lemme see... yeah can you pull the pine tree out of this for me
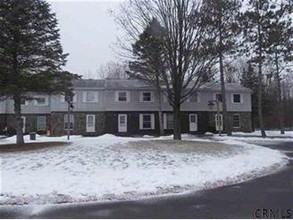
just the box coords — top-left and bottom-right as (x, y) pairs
(201, 0), (242, 136)
(266, 0), (293, 134)
(242, 0), (277, 138)
(128, 18), (167, 136)
(0, 0), (79, 144)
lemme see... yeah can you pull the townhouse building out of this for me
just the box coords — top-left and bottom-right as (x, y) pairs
(0, 79), (252, 136)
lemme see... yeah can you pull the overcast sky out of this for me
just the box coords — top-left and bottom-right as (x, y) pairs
(49, 0), (124, 78)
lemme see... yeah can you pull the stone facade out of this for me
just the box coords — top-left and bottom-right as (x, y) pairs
(1, 114), (50, 135)
(51, 112), (105, 136)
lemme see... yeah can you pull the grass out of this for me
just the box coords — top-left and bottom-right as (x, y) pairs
(120, 140), (240, 156)
(0, 142), (69, 153)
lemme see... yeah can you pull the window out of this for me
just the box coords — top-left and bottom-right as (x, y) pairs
(164, 113), (174, 129)
(232, 94), (242, 103)
(83, 91), (98, 102)
(21, 99), (28, 106)
(189, 92), (199, 102)
(61, 92), (77, 103)
(139, 114), (155, 130)
(115, 91), (130, 102)
(215, 94), (223, 102)
(34, 96), (48, 106)
(233, 115), (241, 128)
(140, 91), (153, 102)
(64, 114), (74, 130)
(37, 116), (47, 131)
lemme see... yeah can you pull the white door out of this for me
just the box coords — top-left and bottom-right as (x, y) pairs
(21, 116), (26, 133)
(86, 115), (96, 133)
(118, 114), (127, 133)
(215, 114), (223, 131)
(189, 114), (198, 132)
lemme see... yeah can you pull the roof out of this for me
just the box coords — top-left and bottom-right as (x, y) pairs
(73, 79), (251, 93)
(73, 79), (106, 88)
(198, 82), (252, 93)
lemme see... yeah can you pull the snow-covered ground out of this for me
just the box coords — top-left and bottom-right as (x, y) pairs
(233, 130), (293, 138)
(0, 134), (289, 206)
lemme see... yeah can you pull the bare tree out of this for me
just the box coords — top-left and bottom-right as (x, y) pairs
(115, 0), (217, 140)
(97, 61), (129, 79)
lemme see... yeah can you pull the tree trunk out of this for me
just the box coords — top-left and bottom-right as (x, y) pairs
(275, 52), (285, 135)
(13, 94), (24, 145)
(173, 105), (181, 140)
(257, 7), (266, 138)
(218, 8), (232, 136)
(157, 89), (165, 136)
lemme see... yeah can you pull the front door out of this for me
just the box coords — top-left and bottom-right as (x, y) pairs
(118, 114), (127, 133)
(21, 116), (26, 133)
(189, 114), (198, 132)
(86, 115), (96, 133)
(215, 114), (223, 131)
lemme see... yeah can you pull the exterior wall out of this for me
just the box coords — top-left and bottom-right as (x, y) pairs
(104, 111), (210, 136)
(103, 89), (252, 113)
(0, 114), (6, 135)
(3, 114), (50, 135)
(208, 112), (252, 133)
(105, 111), (160, 136)
(50, 89), (106, 112)
(50, 112), (105, 136)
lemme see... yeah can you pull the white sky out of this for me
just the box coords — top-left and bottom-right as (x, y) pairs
(49, 0), (125, 78)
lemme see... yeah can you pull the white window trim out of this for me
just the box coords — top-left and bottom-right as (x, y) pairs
(214, 93), (223, 102)
(163, 113), (174, 130)
(37, 116), (47, 131)
(139, 114), (155, 130)
(21, 100), (29, 106)
(188, 92), (201, 103)
(60, 92), (77, 103)
(139, 91), (154, 102)
(64, 114), (74, 130)
(231, 93), (243, 104)
(34, 96), (49, 106)
(232, 114), (241, 128)
(115, 91), (130, 102)
(83, 91), (99, 103)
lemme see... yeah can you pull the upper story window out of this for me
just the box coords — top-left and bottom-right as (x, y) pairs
(189, 92), (200, 102)
(232, 94), (242, 103)
(140, 91), (154, 102)
(61, 92), (77, 103)
(34, 96), (48, 106)
(115, 91), (130, 102)
(83, 91), (99, 103)
(215, 94), (223, 102)
(21, 99), (28, 106)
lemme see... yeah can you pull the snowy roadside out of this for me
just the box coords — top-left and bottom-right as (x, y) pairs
(0, 134), (289, 206)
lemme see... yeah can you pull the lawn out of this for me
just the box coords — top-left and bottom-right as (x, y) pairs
(0, 134), (289, 206)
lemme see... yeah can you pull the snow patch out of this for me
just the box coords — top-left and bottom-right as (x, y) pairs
(0, 135), (289, 205)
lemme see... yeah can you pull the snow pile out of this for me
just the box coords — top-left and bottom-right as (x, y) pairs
(0, 135), (289, 205)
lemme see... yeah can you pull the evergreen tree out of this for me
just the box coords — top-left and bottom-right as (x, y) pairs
(266, 0), (293, 134)
(242, 0), (277, 137)
(201, 0), (242, 136)
(128, 18), (167, 135)
(0, 0), (79, 144)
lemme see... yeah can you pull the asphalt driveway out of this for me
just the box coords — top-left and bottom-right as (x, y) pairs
(1, 141), (292, 219)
